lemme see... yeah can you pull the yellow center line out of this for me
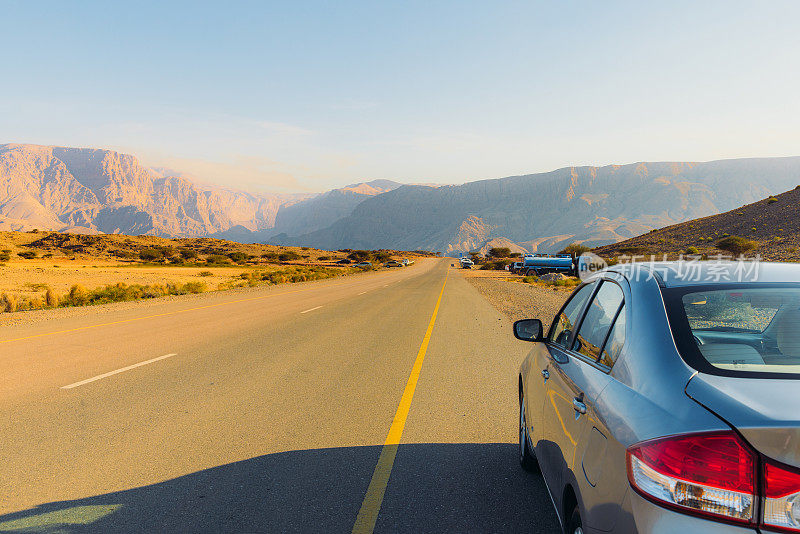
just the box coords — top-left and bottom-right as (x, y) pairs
(352, 268), (449, 534)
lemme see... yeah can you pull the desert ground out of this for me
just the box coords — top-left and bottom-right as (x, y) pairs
(458, 268), (572, 325)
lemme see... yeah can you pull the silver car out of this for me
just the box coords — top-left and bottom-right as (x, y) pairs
(514, 261), (800, 533)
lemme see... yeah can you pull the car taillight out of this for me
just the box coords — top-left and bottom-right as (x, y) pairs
(627, 431), (756, 524)
(763, 460), (800, 532)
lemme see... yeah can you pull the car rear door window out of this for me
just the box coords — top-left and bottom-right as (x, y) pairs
(599, 304), (626, 368)
(549, 282), (596, 348)
(573, 282), (624, 361)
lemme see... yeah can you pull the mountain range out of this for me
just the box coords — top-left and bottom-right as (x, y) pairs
(3, 143), (800, 254)
(278, 158), (800, 253)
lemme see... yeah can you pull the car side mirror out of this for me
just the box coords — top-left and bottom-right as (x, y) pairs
(514, 319), (544, 342)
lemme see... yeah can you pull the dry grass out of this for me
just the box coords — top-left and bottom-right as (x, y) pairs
(0, 230), (423, 314)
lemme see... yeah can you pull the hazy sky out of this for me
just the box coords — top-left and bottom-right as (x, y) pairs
(2, 1), (799, 193)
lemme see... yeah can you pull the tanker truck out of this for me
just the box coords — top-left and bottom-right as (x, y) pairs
(521, 253), (576, 276)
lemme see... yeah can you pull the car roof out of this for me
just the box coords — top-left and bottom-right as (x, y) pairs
(604, 260), (800, 287)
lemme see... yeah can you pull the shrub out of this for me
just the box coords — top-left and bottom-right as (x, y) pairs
(685, 246), (699, 255)
(318, 256), (331, 261)
(716, 236), (756, 255)
(227, 252), (249, 264)
(182, 282), (206, 294)
(68, 284), (90, 305)
(0, 252), (10, 262)
(113, 250), (136, 259)
(2, 293), (17, 312)
(178, 247), (198, 260)
(139, 248), (164, 262)
(198, 270), (213, 277)
(206, 254), (230, 265)
(373, 251), (391, 263)
(768, 196), (779, 204)
(45, 289), (59, 307)
(488, 247), (512, 258)
(17, 251), (37, 259)
(481, 259), (513, 270)
(347, 250), (371, 262)
(278, 251), (301, 262)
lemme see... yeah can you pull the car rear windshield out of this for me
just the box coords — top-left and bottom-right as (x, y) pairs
(664, 285), (800, 378)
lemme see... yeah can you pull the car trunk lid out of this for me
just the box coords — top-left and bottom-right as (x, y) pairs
(685, 373), (800, 468)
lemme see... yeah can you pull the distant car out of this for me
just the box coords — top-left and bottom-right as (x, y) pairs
(384, 260), (403, 267)
(400, 258), (410, 266)
(515, 261), (800, 533)
(353, 262), (372, 269)
(460, 258), (474, 269)
(336, 259), (352, 264)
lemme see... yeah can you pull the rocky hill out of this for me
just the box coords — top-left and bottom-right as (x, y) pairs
(5, 144), (800, 256)
(0, 144), (303, 236)
(285, 158), (800, 254)
(593, 186), (800, 261)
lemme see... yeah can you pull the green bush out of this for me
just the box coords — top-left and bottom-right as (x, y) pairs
(206, 254), (230, 265)
(227, 252), (249, 264)
(559, 243), (590, 258)
(768, 196), (779, 204)
(17, 251), (37, 259)
(278, 251), (301, 262)
(685, 246), (699, 255)
(347, 250), (371, 262)
(716, 235), (756, 255)
(60, 281), (206, 308)
(488, 247), (512, 258)
(198, 270), (213, 277)
(139, 248), (164, 261)
(178, 247), (198, 260)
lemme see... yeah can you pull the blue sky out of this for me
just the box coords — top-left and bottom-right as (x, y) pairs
(2, 1), (799, 192)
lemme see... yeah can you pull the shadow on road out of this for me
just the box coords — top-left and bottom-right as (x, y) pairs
(0, 443), (560, 533)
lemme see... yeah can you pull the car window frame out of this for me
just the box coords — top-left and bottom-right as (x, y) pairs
(569, 280), (625, 363)
(596, 301), (626, 370)
(546, 278), (627, 374)
(547, 280), (599, 347)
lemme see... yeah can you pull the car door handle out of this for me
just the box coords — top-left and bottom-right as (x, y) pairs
(541, 369), (550, 380)
(572, 398), (587, 415)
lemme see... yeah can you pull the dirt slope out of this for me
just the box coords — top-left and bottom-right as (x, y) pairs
(593, 186), (800, 261)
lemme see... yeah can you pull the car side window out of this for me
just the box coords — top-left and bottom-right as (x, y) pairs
(549, 282), (596, 348)
(599, 304), (626, 368)
(573, 281), (624, 362)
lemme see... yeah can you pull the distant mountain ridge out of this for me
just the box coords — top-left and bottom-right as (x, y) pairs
(0, 144), (304, 236)
(284, 158), (800, 253)
(4, 144), (800, 254)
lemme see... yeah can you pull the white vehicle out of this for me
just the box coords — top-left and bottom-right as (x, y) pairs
(459, 257), (475, 269)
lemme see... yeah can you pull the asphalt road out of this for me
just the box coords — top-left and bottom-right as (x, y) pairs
(0, 259), (561, 533)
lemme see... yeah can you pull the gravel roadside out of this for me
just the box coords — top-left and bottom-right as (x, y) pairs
(463, 273), (571, 326)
